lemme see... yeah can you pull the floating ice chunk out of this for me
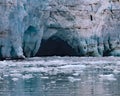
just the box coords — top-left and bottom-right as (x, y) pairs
(113, 69), (120, 74)
(12, 78), (19, 81)
(45, 60), (68, 66)
(99, 74), (116, 81)
(10, 73), (22, 78)
(68, 76), (81, 82)
(22, 74), (33, 79)
(23, 67), (45, 73)
(83, 0), (99, 4)
(59, 65), (86, 71)
(47, 68), (59, 75)
(41, 76), (49, 79)
(72, 73), (80, 76)
(50, 81), (56, 84)
(68, 77), (75, 82)
(59, 65), (86, 70)
(0, 76), (3, 80)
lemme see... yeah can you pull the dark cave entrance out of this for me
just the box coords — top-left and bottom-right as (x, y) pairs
(36, 36), (77, 56)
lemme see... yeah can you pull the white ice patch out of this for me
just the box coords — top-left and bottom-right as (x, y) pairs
(45, 59), (68, 66)
(68, 76), (81, 82)
(58, 65), (86, 74)
(10, 73), (22, 78)
(41, 76), (49, 79)
(23, 67), (46, 73)
(113, 69), (120, 74)
(99, 74), (116, 81)
(12, 78), (19, 81)
(0, 57), (120, 79)
(22, 74), (33, 79)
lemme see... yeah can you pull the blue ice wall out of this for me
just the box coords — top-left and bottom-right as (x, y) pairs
(0, 0), (120, 59)
(0, 0), (48, 59)
(41, 0), (120, 57)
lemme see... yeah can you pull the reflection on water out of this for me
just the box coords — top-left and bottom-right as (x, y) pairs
(0, 57), (120, 96)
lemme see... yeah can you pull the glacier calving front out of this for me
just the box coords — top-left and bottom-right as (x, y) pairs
(0, 0), (120, 58)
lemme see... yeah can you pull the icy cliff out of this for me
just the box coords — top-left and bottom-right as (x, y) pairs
(0, 0), (48, 59)
(0, 0), (120, 59)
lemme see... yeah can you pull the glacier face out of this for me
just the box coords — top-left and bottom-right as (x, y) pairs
(0, 0), (120, 59)
(0, 0), (48, 59)
(41, 0), (120, 57)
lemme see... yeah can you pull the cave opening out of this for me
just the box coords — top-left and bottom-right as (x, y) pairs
(36, 36), (77, 56)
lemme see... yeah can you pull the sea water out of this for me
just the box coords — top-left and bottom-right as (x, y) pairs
(0, 57), (120, 96)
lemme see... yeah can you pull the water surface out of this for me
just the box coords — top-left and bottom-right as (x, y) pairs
(0, 57), (120, 96)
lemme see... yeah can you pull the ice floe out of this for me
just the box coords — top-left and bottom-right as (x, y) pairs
(0, 57), (120, 81)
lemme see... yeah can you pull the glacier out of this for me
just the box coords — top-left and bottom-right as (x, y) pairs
(0, 0), (48, 59)
(0, 0), (120, 59)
